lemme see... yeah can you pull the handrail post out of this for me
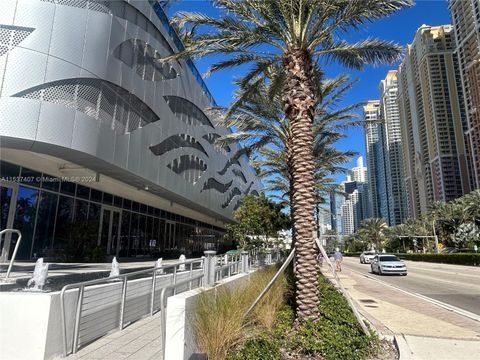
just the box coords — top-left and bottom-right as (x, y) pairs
(203, 250), (216, 287)
(60, 288), (69, 357)
(150, 270), (157, 316)
(160, 287), (168, 360)
(72, 285), (85, 354)
(266, 249), (272, 265)
(1, 229), (22, 279)
(188, 262), (193, 290)
(119, 277), (128, 329)
(241, 251), (249, 273)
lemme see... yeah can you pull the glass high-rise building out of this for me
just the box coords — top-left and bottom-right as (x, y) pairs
(0, 0), (261, 260)
(363, 101), (389, 221)
(379, 70), (407, 226)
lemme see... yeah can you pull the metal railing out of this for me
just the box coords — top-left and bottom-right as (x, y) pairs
(215, 253), (242, 281)
(60, 257), (204, 356)
(0, 229), (22, 280)
(59, 248), (282, 357)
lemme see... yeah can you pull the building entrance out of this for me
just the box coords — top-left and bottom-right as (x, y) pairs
(99, 207), (122, 257)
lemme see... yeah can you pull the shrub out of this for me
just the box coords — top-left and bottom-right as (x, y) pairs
(226, 336), (281, 360)
(195, 286), (251, 360)
(250, 268), (288, 330)
(289, 275), (377, 360)
(195, 266), (286, 360)
(86, 246), (107, 263)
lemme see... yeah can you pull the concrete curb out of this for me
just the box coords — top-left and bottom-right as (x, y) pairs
(394, 334), (414, 360)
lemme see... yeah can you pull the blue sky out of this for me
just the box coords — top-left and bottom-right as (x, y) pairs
(167, 0), (452, 182)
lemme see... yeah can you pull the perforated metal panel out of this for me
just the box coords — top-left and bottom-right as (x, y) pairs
(164, 96), (214, 127)
(0, 0), (262, 222)
(114, 39), (177, 81)
(0, 25), (34, 57)
(202, 178), (233, 193)
(232, 169), (247, 183)
(13, 78), (159, 133)
(222, 187), (242, 208)
(218, 157), (242, 176)
(41, 0), (111, 14)
(167, 154), (207, 184)
(149, 134), (208, 157)
(202, 132), (231, 153)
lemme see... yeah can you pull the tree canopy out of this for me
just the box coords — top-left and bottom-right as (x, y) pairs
(225, 195), (291, 249)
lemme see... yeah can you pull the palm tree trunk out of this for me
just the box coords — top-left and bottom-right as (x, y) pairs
(283, 48), (319, 321)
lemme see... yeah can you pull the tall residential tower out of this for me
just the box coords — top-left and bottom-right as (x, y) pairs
(398, 25), (470, 217)
(379, 70), (407, 225)
(449, 0), (480, 190)
(364, 101), (389, 220)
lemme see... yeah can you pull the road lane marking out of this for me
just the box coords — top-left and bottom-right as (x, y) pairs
(346, 267), (480, 323)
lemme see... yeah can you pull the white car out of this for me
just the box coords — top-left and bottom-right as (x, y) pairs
(370, 255), (407, 276)
(360, 251), (376, 264)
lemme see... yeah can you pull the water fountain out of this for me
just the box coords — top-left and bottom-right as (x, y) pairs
(109, 257), (120, 278)
(156, 258), (164, 274)
(26, 258), (49, 291)
(178, 254), (186, 271)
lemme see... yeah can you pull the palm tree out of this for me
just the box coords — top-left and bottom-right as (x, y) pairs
(215, 73), (358, 231)
(359, 218), (388, 251)
(166, 0), (413, 320)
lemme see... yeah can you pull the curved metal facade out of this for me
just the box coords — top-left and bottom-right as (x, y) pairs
(0, 0), (261, 222)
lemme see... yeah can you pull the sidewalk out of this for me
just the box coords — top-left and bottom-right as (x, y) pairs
(323, 267), (480, 359)
(56, 312), (163, 360)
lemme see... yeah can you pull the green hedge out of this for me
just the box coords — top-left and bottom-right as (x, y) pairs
(228, 275), (377, 360)
(396, 253), (480, 266)
(344, 252), (479, 266)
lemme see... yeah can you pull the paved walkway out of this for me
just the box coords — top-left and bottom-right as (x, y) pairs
(323, 265), (480, 359)
(58, 313), (163, 360)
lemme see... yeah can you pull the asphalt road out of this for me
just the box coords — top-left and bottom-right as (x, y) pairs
(342, 256), (480, 316)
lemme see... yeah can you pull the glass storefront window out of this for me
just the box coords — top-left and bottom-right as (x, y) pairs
(19, 167), (41, 188)
(41, 173), (60, 192)
(32, 191), (58, 258)
(74, 199), (89, 221)
(158, 219), (165, 251)
(132, 201), (140, 212)
(138, 215), (146, 254)
(90, 189), (102, 203)
(123, 199), (132, 210)
(60, 181), (76, 196)
(103, 192), (113, 205)
(0, 161), (20, 179)
(54, 195), (74, 252)
(120, 211), (131, 257)
(1, 160), (228, 260)
(113, 196), (122, 208)
(0, 186), (13, 230)
(13, 186), (39, 259)
(76, 185), (90, 200)
(88, 202), (101, 249)
(130, 213), (139, 255)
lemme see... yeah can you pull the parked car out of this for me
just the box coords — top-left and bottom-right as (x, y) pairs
(360, 251), (376, 264)
(371, 254), (407, 276)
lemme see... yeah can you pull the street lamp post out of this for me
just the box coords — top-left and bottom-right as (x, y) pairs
(432, 219), (439, 253)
